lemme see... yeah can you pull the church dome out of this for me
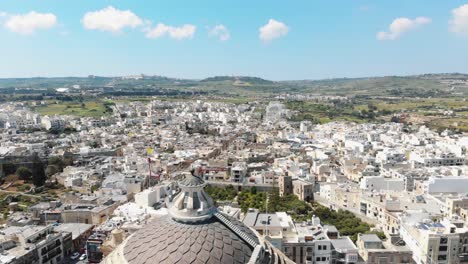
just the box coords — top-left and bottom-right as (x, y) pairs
(105, 172), (294, 264)
(123, 214), (258, 263)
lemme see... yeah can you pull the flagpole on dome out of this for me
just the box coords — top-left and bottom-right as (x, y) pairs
(146, 147), (153, 189)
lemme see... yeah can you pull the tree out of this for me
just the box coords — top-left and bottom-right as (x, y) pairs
(31, 154), (46, 187)
(16, 167), (32, 181)
(368, 104), (377, 111)
(48, 156), (64, 171)
(390, 116), (400, 123)
(250, 186), (257, 195)
(45, 165), (59, 178)
(2, 163), (17, 176)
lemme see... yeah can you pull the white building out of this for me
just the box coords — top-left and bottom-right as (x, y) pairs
(424, 176), (468, 194)
(360, 176), (405, 192)
(400, 214), (463, 264)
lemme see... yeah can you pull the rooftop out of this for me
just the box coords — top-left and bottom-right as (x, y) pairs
(53, 223), (93, 240)
(331, 237), (358, 252)
(359, 234), (381, 243)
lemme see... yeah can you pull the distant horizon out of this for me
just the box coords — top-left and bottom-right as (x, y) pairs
(0, 72), (466, 82)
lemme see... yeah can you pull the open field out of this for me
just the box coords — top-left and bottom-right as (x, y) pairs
(372, 98), (468, 112)
(427, 117), (468, 132)
(34, 101), (111, 117)
(286, 101), (377, 124)
(285, 97), (468, 132)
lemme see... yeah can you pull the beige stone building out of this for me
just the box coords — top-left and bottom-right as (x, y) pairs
(357, 234), (414, 264)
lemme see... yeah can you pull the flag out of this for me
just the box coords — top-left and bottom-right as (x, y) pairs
(147, 147), (153, 155)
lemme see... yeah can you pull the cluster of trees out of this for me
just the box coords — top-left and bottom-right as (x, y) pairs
(205, 184), (238, 201)
(4, 155), (72, 188)
(287, 100), (400, 124)
(267, 191), (311, 216)
(206, 186), (312, 220)
(311, 203), (385, 242)
(14, 154), (46, 186)
(206, 186), (386, 242)
(46, 156), (72, 178)
(237, 188), (268, 213)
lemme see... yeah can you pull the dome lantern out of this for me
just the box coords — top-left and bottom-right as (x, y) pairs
(168, 171), (216, 223)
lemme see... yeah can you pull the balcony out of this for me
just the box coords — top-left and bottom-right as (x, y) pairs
(41, 239), (62, 256)
(42, 248), (62, 263)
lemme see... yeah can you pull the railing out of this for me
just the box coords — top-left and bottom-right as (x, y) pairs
(214, 212), (258, 248)
(41, 240), (61, 256)
(42, 248), (62, 263)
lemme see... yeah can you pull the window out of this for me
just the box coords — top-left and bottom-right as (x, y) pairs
(439, 246), (448, 251)
(183, 192), (190, 208)
(318, 245), (322, 250)
(440, 237), (448, 244)
(321, 257), (326, 261)
(323, 245), (327, 250)
(378, 256), (388, 264)
(192, 192), (200, 209)
(437, 255), (447, 261)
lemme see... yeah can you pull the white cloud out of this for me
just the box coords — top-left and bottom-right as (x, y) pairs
(209, 24), (230, 41)
(450, 4), (468, 35)
(259, 19), (289, 42)
(377, 17), (431, 40)
(82, 6), (142, 33)
(145, 23), (196, 39)
(0, 12), (7, 17)
(4, 11), (57, 35)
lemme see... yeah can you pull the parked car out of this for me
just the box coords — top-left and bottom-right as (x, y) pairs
(79, 254), (87, 261)
(70, 252), (80, 260)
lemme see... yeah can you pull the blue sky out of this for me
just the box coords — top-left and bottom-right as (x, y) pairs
(0, 0), (468, 80)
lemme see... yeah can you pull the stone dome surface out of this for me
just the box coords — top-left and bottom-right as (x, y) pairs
(103, 172), (294, 264)
(123, 214), (259, 264)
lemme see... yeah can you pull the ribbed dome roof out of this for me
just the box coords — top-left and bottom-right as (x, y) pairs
(104, 168), (295, 264)
(123, 214), (259, 264)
